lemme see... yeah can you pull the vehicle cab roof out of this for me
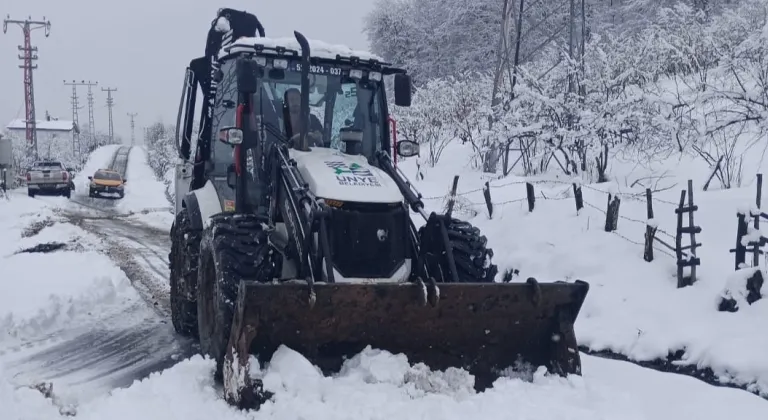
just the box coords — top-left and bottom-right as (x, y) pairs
(219, 35), (407, 75)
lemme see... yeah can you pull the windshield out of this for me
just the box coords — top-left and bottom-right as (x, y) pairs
(95, 171), (121, 181)
(32, 162), (63, 169)
(251, 62), (384, 159)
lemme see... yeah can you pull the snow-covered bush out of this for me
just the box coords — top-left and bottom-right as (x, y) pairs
(370, 0), (768, 185)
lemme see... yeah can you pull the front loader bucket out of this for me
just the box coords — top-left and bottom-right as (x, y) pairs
(223, 279), (589, 409)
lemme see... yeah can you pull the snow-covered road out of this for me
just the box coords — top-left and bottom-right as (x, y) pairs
(1, 145), (193, 407)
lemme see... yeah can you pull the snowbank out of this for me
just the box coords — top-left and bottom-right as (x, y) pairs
(2, 347), (765, 420)
(398, 141), (768, 395)
(1, 362), (64, 420)
(0, 191), (139, 342)
(74, 145), (121, 195)
(0, 193), (60, 255)
(0, 250), (137, 342)
(119, 146), (173, 228)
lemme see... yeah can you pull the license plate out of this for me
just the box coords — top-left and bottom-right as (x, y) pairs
(43, 173), (49, 178)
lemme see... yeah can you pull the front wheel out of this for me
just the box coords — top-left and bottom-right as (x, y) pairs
(196, 213), (278, 379)
(418, 213), (498, 283)
(169, 209), (200, 337)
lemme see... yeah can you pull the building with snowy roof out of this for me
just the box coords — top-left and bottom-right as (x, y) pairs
(4, 114), (80, 168)
(5, 116), (78, 139)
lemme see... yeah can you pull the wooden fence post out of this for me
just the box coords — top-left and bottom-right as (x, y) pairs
(675, 184), (702, 288)
(573, 183), (583, 212)
(753, 173), (762, 267)
(686, 179), (699, 284)
(446, 175), (459, 218)
(643, 188), (657, 262)
(526, 183), (535, 212)
(732, 212), (748, 270)
(604, 194), (620, 232)
(483, 181), (493, 219)
(675, 190), (685, 285)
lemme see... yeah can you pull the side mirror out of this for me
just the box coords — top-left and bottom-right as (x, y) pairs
(396, 140), (420, 157)
(123, 179), (127, 183)
(394, 73), (412, 107)
(236, 58), (259, 94)
(226, 165), (237, 189)
(218, 127), (243, 145)
(87, 176), (93, 180)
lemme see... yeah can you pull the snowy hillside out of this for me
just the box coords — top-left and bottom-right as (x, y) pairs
(398, 141), (768, 396)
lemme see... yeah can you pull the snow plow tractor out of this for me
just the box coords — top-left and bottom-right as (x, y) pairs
(168, 8), (590, 410)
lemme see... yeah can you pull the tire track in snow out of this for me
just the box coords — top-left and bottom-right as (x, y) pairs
(2, 146), (197, 405)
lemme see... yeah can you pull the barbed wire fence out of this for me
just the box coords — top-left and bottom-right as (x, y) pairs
(424, 175), (702, 288)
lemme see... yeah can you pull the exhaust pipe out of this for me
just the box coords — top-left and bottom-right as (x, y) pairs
(293, 31), (311, 152)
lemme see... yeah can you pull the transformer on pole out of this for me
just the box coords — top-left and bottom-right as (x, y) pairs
(3, 15), (52, 160)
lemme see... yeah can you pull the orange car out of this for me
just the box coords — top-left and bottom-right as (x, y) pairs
(88, 169), (126, 198)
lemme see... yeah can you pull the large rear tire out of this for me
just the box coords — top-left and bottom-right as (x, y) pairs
(196, 213), (278, 380)
(169, 209), (200, 337)
(419, 215), (498, 283)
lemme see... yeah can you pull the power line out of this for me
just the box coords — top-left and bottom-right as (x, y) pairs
(3, 15), (52, 160)
(102, 87), (117, 143)
(63, 80), (97, 157)
(127, 112), (138, 146)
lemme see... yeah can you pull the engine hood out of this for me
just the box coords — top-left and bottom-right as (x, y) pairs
(289, 148), (403, 204)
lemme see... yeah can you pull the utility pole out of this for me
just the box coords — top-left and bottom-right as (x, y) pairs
(3, 15), (52, 160)
(63, 80), (83, 156)
(127, 112), (138, 146)
(86, 82), (98, 147)
(102, 87), (117, 143)
(63, 80), (97, 157)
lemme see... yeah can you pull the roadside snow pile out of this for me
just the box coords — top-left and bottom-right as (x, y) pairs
(3, 347), (766, 420)
(0, 193), (61, 256)
(75, 145), (120, 195)
(398, 141), (768, 396)
(120, 146), (173, 229)
(0, 193), (139, 342)
(1, 362), (64, 420)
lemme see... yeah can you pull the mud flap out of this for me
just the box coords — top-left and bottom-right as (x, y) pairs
(223, 279), (589, 409)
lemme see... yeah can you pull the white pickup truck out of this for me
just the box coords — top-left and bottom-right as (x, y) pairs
(26, 160), (71, 198)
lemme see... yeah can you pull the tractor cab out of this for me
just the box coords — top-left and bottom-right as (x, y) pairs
(208, 35), (418, 214)
(213, 36), (414, 160)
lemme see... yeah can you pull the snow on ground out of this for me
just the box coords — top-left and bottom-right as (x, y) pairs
(74, 145), (121, 194)
(120, 146), (174, 230)
(398, 141), (768, 396)
(0, 191), (140, 343)
(3, 346), (767, 420)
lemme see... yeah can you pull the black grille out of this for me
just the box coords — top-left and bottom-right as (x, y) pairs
(328, 204), (409, 279)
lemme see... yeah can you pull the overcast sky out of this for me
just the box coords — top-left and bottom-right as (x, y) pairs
(1, 0), (375, 143)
